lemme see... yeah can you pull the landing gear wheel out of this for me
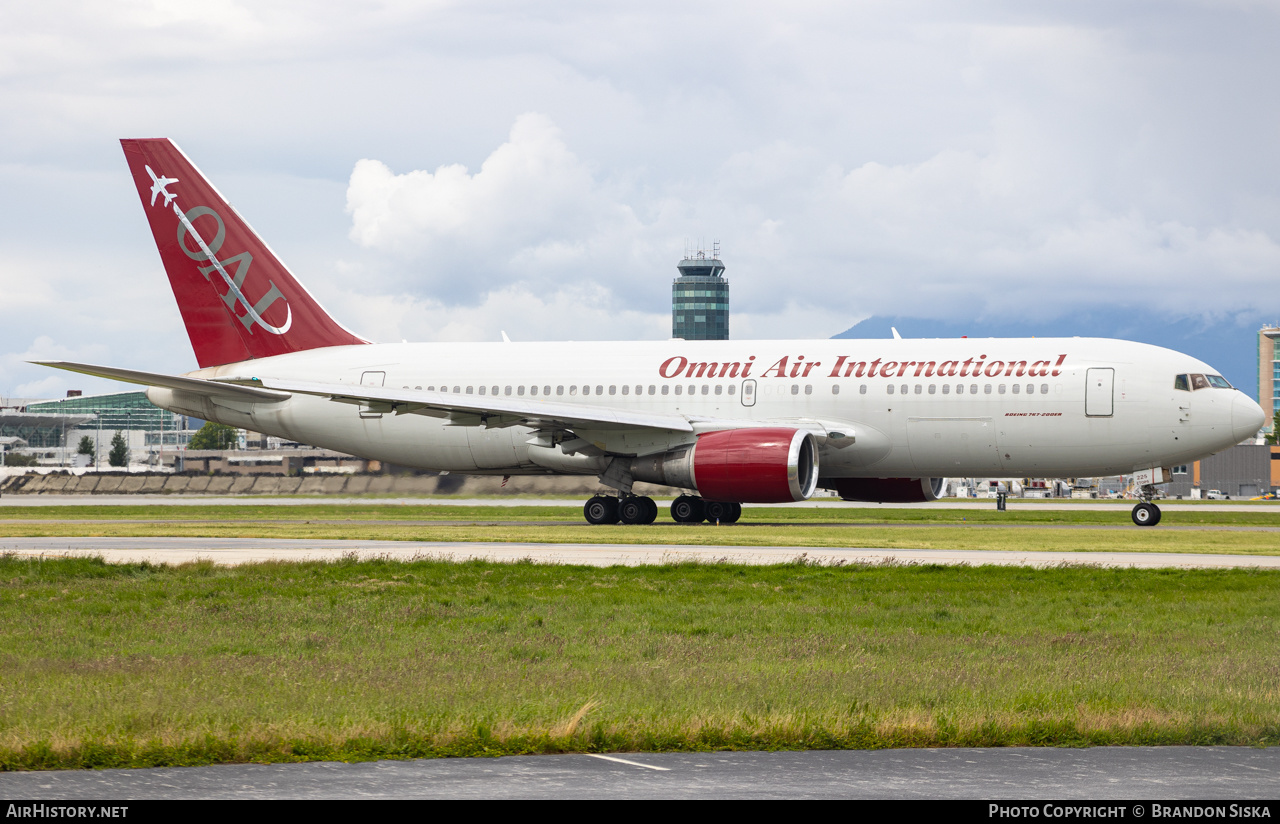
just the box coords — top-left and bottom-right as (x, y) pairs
(584, 495), (620, 525)
(639, 496), (658, 525)
(1131, 502), (1161, 527)
(618, 496), (649, 525)
(671, 495), (706, 524)
(704, 501), (741, 524)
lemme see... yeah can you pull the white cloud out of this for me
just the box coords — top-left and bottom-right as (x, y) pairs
(2, 0), (1280, 379)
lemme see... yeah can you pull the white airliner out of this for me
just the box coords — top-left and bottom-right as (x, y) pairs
(38, 139), (1267, 526)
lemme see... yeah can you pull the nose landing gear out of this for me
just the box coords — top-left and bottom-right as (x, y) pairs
(1131, 484), (1162, 526)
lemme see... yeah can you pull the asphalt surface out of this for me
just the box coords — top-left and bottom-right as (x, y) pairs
(2, 747), (1277, 799)
(3, 535), (1279, 568)
(0, 495), (1275, 511)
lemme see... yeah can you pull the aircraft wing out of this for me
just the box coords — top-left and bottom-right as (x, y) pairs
(34, 362), (695, 434)
(253, 377), (696, 433)
(33, 361), (292, 403)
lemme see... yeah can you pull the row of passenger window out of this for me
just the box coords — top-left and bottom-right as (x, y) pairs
(402, 382), (1051, 397)
(405, 384), (740, 397)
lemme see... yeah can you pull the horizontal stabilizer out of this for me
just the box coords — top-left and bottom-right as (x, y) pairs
(32, 361), (291, 403)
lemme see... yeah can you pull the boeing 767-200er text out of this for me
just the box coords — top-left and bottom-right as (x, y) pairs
(37, 139), (1268, 526)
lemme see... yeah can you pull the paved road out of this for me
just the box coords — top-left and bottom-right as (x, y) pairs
(2, 536), (1278, 568)
(2, 747), (1277, 799)
(1, 495), (1275, 511)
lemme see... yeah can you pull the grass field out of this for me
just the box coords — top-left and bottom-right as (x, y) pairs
(3, 501), (1278, 770)
(2, 554), (1279, 770)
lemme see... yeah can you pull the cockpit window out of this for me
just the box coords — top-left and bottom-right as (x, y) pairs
(1190, 373), (1210, 390)
(1206, 375), (1232, 389)
(1174, 374), (1190, 391)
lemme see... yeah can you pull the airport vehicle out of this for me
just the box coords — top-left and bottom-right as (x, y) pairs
(39, 139), (1269, 526)
(1205, 490), (1227, 500)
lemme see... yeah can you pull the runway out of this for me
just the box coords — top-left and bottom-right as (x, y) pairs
(2, 747), (1277, 799)
(1, 494), (1275, 512)
(3, 535), (1279, 568)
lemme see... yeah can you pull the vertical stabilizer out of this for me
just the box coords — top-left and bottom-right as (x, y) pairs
(121, 138), (368, 368)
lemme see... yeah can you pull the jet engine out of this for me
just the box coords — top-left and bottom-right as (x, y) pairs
(824, 477), (945, 503)
(630, 427), (819, 503)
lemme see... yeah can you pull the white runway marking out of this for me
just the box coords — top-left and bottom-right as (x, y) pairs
(586, 754), (671, 771)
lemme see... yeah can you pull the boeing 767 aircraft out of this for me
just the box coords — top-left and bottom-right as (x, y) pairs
(38, 139), (1268, 526)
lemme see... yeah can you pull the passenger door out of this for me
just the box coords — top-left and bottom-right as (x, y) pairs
(1085, 368), (1114, 417)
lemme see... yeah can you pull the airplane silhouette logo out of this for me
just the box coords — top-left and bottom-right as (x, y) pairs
(145, 165), (179, 208)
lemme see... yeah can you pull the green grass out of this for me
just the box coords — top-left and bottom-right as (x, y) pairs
(2, 555), (1279, 769)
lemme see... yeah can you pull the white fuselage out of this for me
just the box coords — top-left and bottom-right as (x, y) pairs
(150, 337), (1261, 481)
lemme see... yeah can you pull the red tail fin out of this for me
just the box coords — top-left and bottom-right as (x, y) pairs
(121, 138), (368, 368)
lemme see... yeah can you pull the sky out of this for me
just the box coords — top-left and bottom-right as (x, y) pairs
(2, 1), (1278, 401)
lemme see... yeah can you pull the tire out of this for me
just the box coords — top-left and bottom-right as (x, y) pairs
(1131, 502), (1160, 527)
(705, 501), (737, 524)
(671, 495), (706, 524)
(618, 497), (646, 525)
(639, 496), (658, 525)
(584, 495), (620, 525)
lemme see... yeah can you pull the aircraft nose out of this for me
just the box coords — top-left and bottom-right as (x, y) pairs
(1232, 393), (1268, 443)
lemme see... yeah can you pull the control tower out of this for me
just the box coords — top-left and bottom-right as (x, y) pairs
(671, 242), (729, 340)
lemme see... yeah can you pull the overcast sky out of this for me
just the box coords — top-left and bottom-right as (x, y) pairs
(3, 1), (1278, 399)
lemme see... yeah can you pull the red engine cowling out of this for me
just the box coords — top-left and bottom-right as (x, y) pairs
(826, 477), (944, 503)
(630, 427), (819, 503)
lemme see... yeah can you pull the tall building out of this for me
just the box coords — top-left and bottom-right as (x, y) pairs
(1260, 325), (1280, 432)
(671, 244), (729, 340)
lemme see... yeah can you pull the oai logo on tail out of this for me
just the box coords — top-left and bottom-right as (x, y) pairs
(144, 164), (292, 336)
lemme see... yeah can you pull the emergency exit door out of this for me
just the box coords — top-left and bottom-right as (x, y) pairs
(1085, 368), (1114, 417)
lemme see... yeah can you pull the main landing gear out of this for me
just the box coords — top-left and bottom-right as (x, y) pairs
(582, 494), (741, 525)
(672, 495), (741, 525)
(584, 494), (658, 525)
(1131, 484), (1162, 527)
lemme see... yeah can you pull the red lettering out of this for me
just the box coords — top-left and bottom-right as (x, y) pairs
(761, 357), (789, 378)
(720, 362), (742, 378)
(1031, 360), (1050, 377)
(922, 361), (937, 377)
(742, 355), (756, 378)
(802, 361), (821, 377)
(659, 356), (688, 378)
(789, 356), (806, 378)
(984, 361), (1003, 377)
(960, 358), (975, 377)
(1005, 361), (1026, 377)
(1051, 354), (1066, 376)
(845, 361), (868, 378)
(880, 360), (897, 377)
(868, 359), (883, 378)
(828, 356), (848, 378)
(897, 361), (913, 377)
(687, 362), (712, 378)
(940, 360), (959, 377)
